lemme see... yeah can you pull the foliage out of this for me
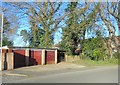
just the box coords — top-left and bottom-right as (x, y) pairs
(2, 36), (13, 46)
(60, 2), (78, 55)
(69, 59), (118, 66)
(113, 52), (119, 59)
(20, 27), (45, 47)
(11, 2), (68, 48)
(61, 3), (100, 55)
(99, 2), (119, 59)
(82, 30), (108, 61)
(0, 16), (13, 46)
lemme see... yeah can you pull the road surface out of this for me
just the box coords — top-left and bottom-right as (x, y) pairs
(4, 66), (118, 83)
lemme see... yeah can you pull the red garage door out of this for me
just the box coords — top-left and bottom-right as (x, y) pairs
(45, 50), (55, 64)
(29, 50), (42, 65)
(13, 50), (26, 68)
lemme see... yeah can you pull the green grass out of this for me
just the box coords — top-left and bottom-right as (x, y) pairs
(67, 59), (118, 67)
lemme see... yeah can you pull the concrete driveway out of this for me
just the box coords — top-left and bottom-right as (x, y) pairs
(2, 62), (85, 83)
(14, 62), (85, 72)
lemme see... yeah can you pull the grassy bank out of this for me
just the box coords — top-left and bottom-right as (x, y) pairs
(72, 59), (118, 67)
(66, 56), (118, 66)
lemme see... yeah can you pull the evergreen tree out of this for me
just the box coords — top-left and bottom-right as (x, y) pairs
(0, 15), (13, 46)
(61, 3), (100, 55)
(61, 2), (78, 55)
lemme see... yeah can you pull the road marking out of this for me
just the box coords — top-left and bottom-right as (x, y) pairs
(5, 73), (27, 77)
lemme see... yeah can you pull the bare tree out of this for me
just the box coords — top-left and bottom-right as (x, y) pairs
(99, 2), (119, 59)
(8, 2), (69, 47)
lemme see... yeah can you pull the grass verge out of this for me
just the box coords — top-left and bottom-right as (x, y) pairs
(67, 59), (118, 67)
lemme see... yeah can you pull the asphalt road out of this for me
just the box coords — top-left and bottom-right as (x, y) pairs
(6, 66), (118, 83)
